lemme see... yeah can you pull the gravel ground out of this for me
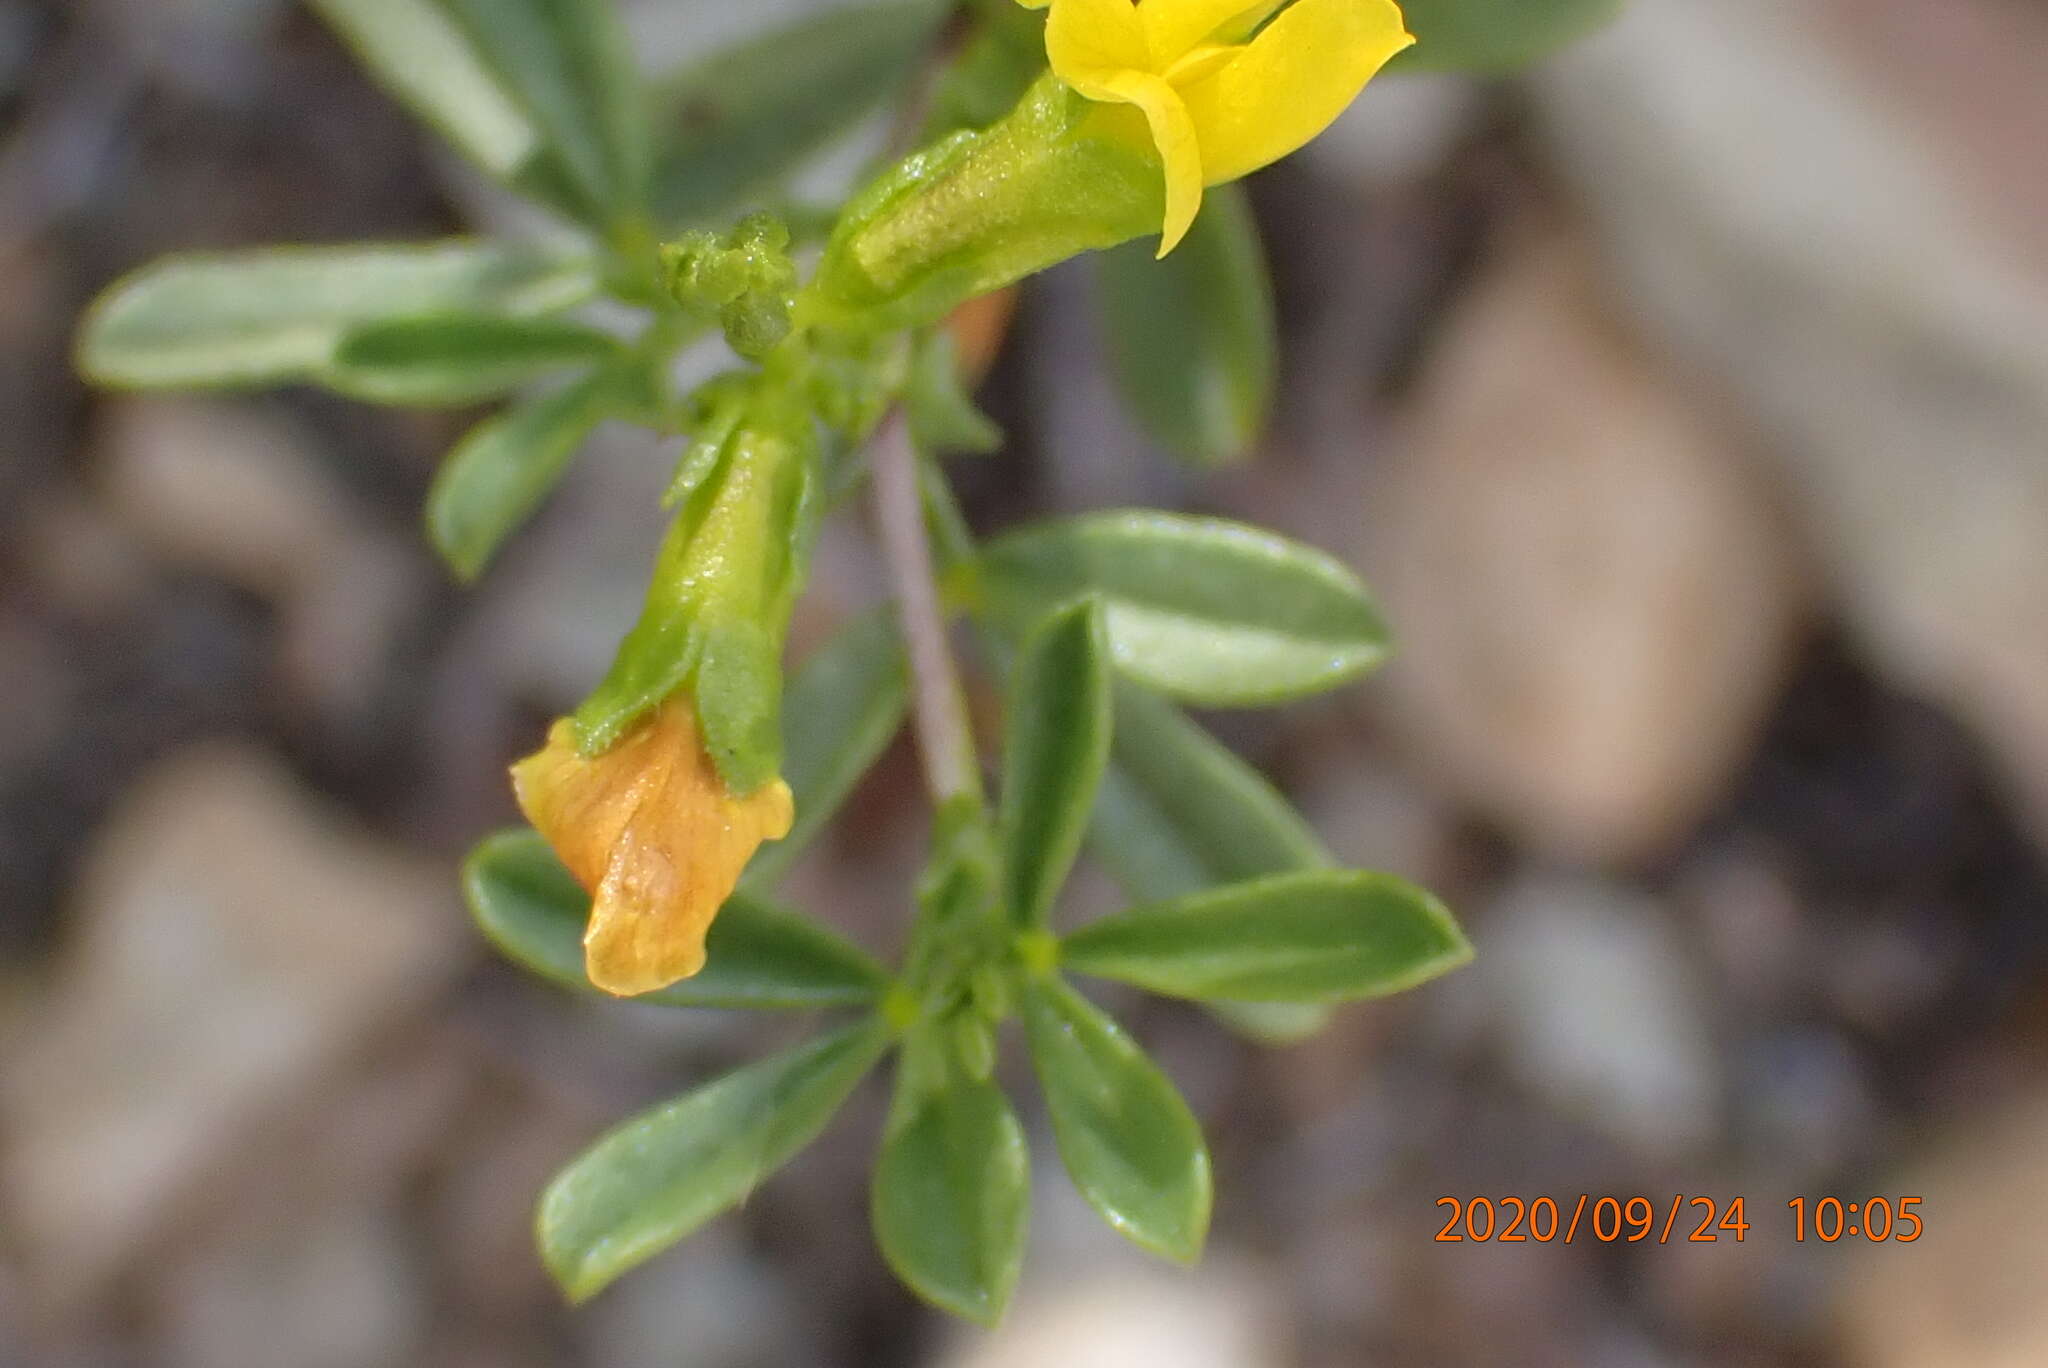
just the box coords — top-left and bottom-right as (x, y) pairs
(5, 3), (2048, 1366)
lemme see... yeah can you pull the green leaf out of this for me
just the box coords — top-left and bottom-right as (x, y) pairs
(464, 827), (889, 1009)
(744, 610), (909, 890)
(906, 331), (1003, 456)
(426, 365), (627, 579)
(1196, 997), (1330, 1043)
(918, 796), (1005, 931)
(921, 0), (1047, 139)
(77, 242), (597, 391)
(1093, 683), (1326, 899)
(325, 315), (621, 406)
(999, 599), (1112, 927)
(1095, 183), (1275, 466)
(1090, 684), (1335, 1042)
(307, 0), (575, 206)
(649, 0), (948, 229)
(1396, 0), (1624, 73)
(539, 1017), (890, 1300)
(1022, 977), (1211, 1262)
(1063, 870), (1472, 1004)
(981, 511), (1389, 706)
(871, 1071), (1029, 1326)
(441, 0), (648, 224)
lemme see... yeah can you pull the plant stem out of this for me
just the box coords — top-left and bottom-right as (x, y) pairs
(869, 414), (981, 804)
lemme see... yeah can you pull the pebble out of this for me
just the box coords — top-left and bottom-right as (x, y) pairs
(1533, 0), (2048, 854)
(1370, 224), (1805, 866)
(0, 745), (461, 1309)
(1483, 874), (1721, 1160)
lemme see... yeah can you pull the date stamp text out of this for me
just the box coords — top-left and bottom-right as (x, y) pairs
(1433, 1196), (1924, 1244)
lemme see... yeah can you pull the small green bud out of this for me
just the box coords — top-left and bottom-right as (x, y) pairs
(950, 1014), (997, 1083)
(722, 291), (793, 361)
(659, 229), (721, 300)
(660, 214), (799, 361)
(1014, 929), (1059, 978)
(731, 211), (791, 258)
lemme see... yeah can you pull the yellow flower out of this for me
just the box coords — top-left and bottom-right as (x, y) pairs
(1018, 0), (1413, 254)
(512, 697), (794, 997)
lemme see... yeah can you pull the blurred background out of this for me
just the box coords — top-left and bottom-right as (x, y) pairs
(6, 0), (2048, 1364)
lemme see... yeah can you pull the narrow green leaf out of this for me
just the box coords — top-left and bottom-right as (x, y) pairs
(464, 827), (889, 1009)
(872, 1071), (1029, 1326)
(1090, 684), (1336, 1042)
(999, 599), (1112, 927)
(307, 0), (563, 199)
(981, 511), (1389, 706)
(1195, 997), (1330, 1043)
(539, 1018), (890, 1300)
(1063, 870), (1472, 1004)
(1096, 183), (1275, 466)
(921, 0), (1047, 139)
(1022, 977), (1211, 1263)
(426, 366), (624, 579)
(1092, 683), (1327, 901)
(77, 242), (597, 390)
(1396, 0), (1623, 73)
(906, 331), (1003, 456)
(743, 610), (909, 890)
(441, 0), (648, 223)
(325, 315), (621, 406)
(649, 0), (947, 229)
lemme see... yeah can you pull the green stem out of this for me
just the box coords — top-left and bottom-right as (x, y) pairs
(870, 414), (982, 805)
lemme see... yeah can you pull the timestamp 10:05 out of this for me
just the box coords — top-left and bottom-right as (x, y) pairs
(1787, 1197), (1923, 1243)
(1432, 1195), (1925, 1244)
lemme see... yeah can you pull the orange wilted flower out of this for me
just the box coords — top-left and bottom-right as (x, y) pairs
(512, 696), (794, 996)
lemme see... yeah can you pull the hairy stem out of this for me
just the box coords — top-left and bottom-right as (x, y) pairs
(870, 414), (981, 804)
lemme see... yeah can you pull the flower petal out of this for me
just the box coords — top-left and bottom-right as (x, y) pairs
(512, 698), (794, 997)
(1044, 0), (1149, 87)
(1091, 69), (1206, 256)
(510, 717), (643, 893)
(1163, 42), (1239, 86)
(1139, 0), (1284, 64)
(1179, 0), (1413, 186)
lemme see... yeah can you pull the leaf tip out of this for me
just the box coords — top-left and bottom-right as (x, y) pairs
(1140, 1201), (1211, 1266)
(1436, 917), (1478, 975)
(426, 512), (490, 584)
(457, 831), (505, 928)
(535, 1202), (600, 1306)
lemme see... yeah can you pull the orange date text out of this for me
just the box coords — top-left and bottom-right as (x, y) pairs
(1434, 1196), (1752, 1243)
(1434, 1196), (1928, 1244)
